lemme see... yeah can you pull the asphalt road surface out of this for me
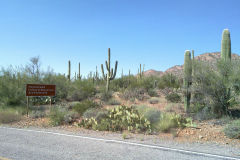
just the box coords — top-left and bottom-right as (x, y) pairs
(0, 127), (239, 160)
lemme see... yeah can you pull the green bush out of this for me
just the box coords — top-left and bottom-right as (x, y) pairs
(95, 109), (109, 122)
(191, 60), (240, 117)
(0, 110), (21, 124)
(165, 92), (181, 103)
(30, 110), (46, 119)
(68, 80), (96, 101)
(143, 108), (161, 125)
(148, 89), (158, 97)
(121, 88), (145, 101)
(134, 105), (161, 130)
(99, 90), (113, 102)
(155, 113), (193, 132)
(224, 119), (240, 139)
(49, 106), (67, 126)
(194, 107), (218, 121)
(63, 111), (79, 124)
(73, 100), (100, 116)
(158, 73), (180, 89)
(83, 108), (100, 119)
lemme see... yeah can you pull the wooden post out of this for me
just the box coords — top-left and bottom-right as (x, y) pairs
(27, 96), (29, 117)
(49, 97), (52, 106)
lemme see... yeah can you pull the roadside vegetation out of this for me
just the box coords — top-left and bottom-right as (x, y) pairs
(1, 29), (240, 141)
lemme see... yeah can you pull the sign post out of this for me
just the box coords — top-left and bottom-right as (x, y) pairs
(26, 84), (56, 117)
(27, 96), (29, 117)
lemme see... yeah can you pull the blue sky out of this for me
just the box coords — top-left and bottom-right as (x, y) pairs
(0, 0), (240, 78)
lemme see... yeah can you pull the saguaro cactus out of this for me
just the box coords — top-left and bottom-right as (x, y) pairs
(220, 29), (232, 115)
(68, 60), (71, 81)
(101, 48), (118, 92)
(184, 50), (192, 113)
(78, 63), (82, 80)
(139, 64), (144, 79)
(221, 29), (231, 61)
(192, 50), (195, 76)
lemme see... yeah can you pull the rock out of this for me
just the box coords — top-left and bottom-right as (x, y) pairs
(199, 135), (204, 139)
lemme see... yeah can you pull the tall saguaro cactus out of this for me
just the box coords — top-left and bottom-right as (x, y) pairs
(184, 50), (192, 113)
(192, 50), (195, 76)
(139, 64), (144, 79)
(78, 62), (82, 80)
(220, 29), (232, 115)
(68, 60), (71, 81)
(101, 48), (118, 92)
(221, 29), (231, 61)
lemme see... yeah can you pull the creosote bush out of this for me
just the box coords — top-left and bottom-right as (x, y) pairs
(165, 92), (181, 103)
(224, 119), (240, 139)
(73, 100), (100, 116)
(49, 106), (67, 126)
(155, 113), (194, 132)
(68, 80), (96, 101)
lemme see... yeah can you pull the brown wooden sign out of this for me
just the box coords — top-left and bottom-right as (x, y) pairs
(26, 84), (56, 97)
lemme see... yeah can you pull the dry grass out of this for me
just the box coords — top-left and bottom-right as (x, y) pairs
(0, 110), (22, 124)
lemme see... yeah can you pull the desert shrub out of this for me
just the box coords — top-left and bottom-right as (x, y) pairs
(0, 68), (26, 106)
(194, 106), (218, 121)
(49, 106), (67, 126)
(158, 73), (180, 89)
(99, 90), (113, 102)
(148, 89), (158, 97)
(148, 98), (159, 104)
(0, 110), (21, 124)
(133, 105), (149, 116)
(111, 76), (130, 91)
(121, 88), (145, 101)
(191, 60), (240, 117)
(63, 111), (79, 124)
(30, 105), (48, 112)
(164, 103), (183, 113)
(165, 92), (181, 103)
(73, 100), (100, 116)
(224, 119), (240, 139)
(68, 80), (96, 101)
(83, 108), (99, 119)
(143, 108), (161, 125)
(42, 73), (69, 101)
(107, 99), (121, 105)
(95, 109), (109, 122)
(130, 105), (161, 130)
(30, 110), (46, 119)
(155, 113), (194, 132)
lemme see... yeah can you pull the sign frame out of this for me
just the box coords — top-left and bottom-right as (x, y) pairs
(26, 84), (56, 116)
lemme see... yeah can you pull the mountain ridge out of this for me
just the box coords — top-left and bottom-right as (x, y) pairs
(143, 52), (240, 77)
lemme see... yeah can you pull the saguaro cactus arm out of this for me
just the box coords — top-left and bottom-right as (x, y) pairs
(109, 61), (118, 80)
(101, 64), (107, 80)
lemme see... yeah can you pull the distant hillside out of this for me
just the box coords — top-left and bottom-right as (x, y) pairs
(143, 52), (240, 78)
(143, 69), (163, 77)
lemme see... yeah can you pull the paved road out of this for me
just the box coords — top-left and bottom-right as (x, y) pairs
(0, 127), (239, 160)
